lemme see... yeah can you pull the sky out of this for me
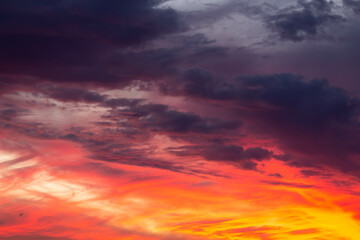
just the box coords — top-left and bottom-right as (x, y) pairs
(0, 0), (360, 239)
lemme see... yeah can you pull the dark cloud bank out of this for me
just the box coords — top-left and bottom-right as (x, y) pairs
(0, 0), (360, 176)
(265, 0), (344, 41)
(162, 69), (360, 173)
(0, 0), (183, 84)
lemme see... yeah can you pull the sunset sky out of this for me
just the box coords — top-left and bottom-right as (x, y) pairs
(1, 1), (360, 239)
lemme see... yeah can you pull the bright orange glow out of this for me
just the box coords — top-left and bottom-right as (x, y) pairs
(1, 138), (360, 240)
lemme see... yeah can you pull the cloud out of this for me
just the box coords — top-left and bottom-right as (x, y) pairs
(0, 109), (18, 120)
(0, 0), (183, 84)
(168, 144), (272, 170)
(343, 0), (360, 14)
(162, 69), (360, 173)
(233, 73), (360, 171)
(3, 64), (360, 174)
(38, 85), (106, 103)
(265, 0), (344, 41)
(0, 0), (182, 46)
(261, 180), (315, 188)
(161, 68), (234, 99)
(0, 93), (244, 175)
(109, 102), (241, 134)
(13, 68), (357, 174)
(202, 145), (272, 162)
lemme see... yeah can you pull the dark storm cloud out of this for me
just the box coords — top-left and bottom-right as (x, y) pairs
(273, 154), (318, 169)
(161, 68), (234, 99)
(107, 102), (241, 134)
(262, 20), (360, 94)
(202, 145), (272, 162)
(0, 0), (181, 46)
(102, 44), (228, 83)
(0, 0), (240, 87)
(101, 48), (183, 83)
(234, 73), (358, 128)
(138, 105), (239, 134)
(168, 144), (272, 170)
(181, 0), (275, 28)
(265, 0), (344, 41)
(232, 73), (360, 172)
(343, 0), (360, 14)
(0, 0), (183, 84)
(162, 68), (360, 173)
(172, 69), (359, 131)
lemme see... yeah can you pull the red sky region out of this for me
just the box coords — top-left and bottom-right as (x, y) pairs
(1, 0), (360, 239)
(1, 133), (360, 240)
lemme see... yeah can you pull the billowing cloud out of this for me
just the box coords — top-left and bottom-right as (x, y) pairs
(343, 0), (360, 14)
(168, 144), (272, 170)
(0, 0), (183, 84)
(162, 69), (360, 172)
(265, 0), (344, 41)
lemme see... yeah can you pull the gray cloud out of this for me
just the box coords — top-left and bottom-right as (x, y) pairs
(265, 0), (344, 41)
